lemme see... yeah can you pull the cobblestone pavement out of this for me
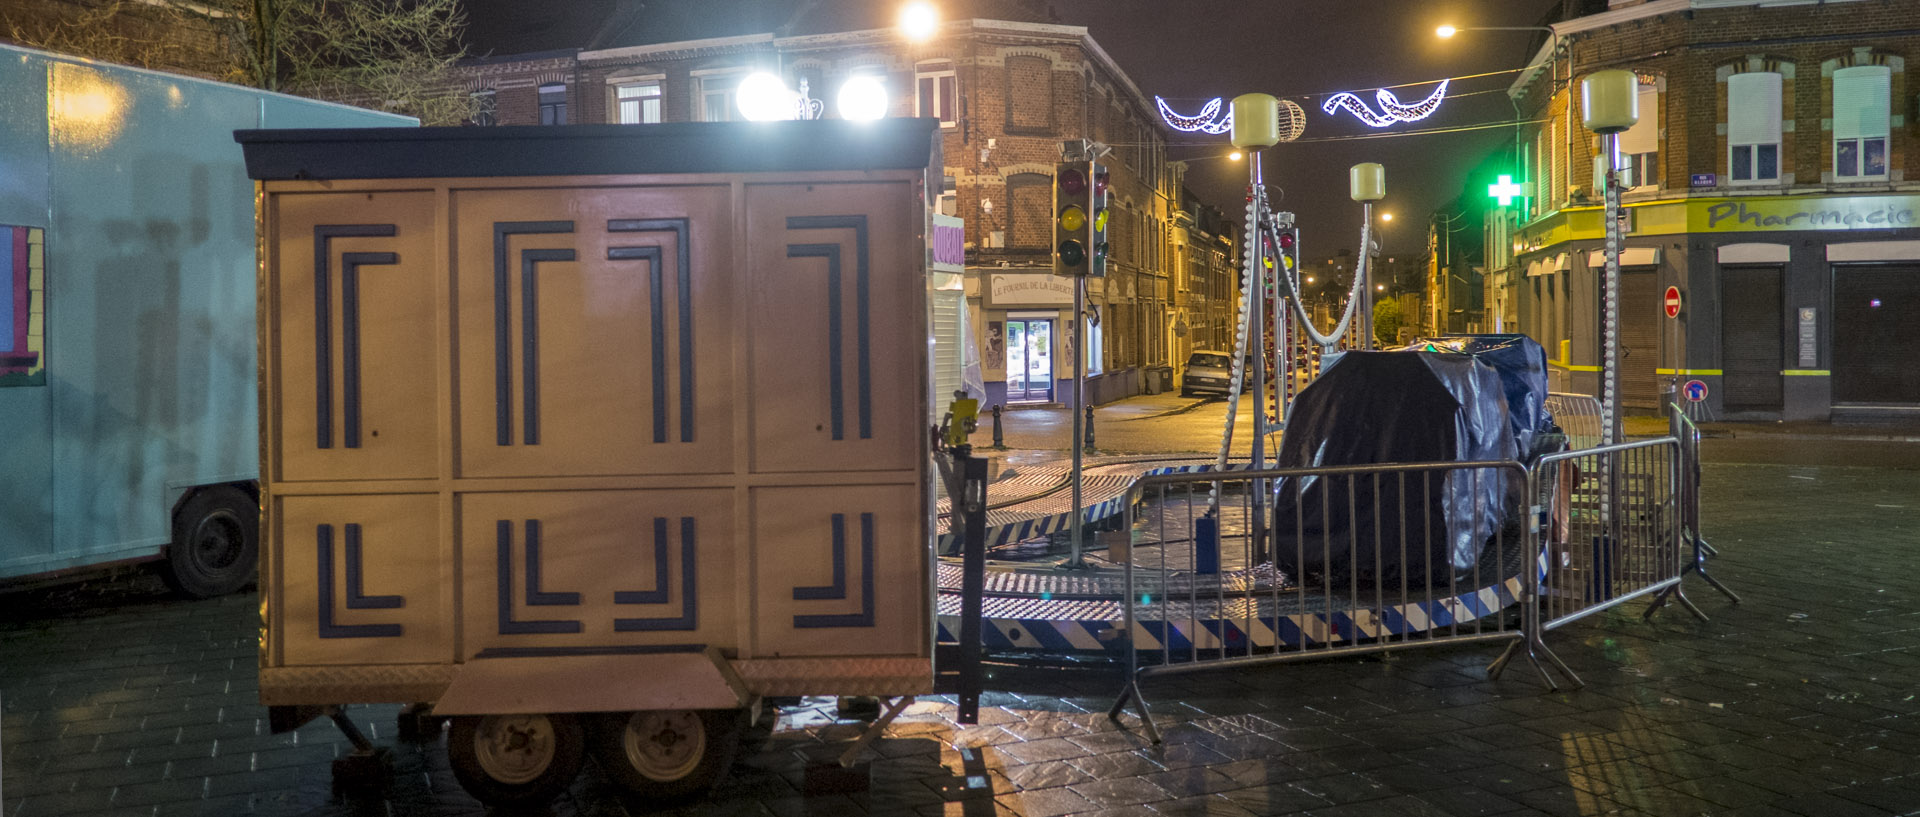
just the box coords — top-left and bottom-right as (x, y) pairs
(5, 460), (1919, 817)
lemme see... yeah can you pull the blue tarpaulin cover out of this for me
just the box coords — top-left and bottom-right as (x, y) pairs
(1271, 350), (1522, 585)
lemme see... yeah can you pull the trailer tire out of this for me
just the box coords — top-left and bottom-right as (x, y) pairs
(590, 708), (743, 802)
(447, 713), (584, 809)
(163, 486), (258, 598)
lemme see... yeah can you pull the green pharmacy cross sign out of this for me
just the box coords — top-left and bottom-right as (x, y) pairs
(1488, 175), (1526, 207)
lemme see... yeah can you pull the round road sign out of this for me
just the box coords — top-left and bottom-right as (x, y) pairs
(1683, 379), (1708, 402)
(1664, 286), (1682, 319)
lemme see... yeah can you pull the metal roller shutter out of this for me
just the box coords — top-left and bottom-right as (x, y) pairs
(1834, 266), (1920, 405)
(1720, 266), (1784, 412)
(1619, 270), (1661, 409)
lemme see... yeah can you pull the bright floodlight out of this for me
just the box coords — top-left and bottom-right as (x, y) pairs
(838, 75), (889, 121)
(1436, 24), (1458, 38)
(737, 72), (796, 121)
(899, 1), (939, 42)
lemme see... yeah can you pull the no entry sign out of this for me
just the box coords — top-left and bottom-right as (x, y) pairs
(1664, 286), (1682, 319)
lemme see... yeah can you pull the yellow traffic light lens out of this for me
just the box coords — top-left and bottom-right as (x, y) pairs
(1093, 207), (1108, 232)
(1059, 205), (1086, 231)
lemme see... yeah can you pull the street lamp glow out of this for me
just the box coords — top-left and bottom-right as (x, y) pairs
(1436, 24), (1458, 38)
(838, 75), (889, 121)
(1376, 284), (1387, 291)
(1306, 276), (1316, 284)
(899, 1), (939, 42)
(1380, 212), (1393, 222)
(737, 71), (797, 121)
(1228, 150), (1243, 161)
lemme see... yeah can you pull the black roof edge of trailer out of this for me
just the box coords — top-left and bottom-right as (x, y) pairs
(235, 119), (942, 181)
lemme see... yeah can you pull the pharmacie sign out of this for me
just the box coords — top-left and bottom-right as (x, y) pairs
(1700, 195), (1919, 232)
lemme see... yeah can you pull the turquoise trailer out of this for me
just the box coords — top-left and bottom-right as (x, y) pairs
(0, 45), (413, 595)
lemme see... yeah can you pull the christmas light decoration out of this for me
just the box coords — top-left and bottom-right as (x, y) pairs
(1321, 80), (1449, 127)
(1156, 96), (1232, 134)
(1156, 96), (1305, 141)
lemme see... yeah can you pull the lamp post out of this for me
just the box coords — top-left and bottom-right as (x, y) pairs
(1583, 70), (1638, 448)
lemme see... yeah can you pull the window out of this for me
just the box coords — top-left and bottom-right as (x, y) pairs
(538, 83), (567, 125)
(1729, 72), (1782, 183)
(469, 89), (496, 126)
(614, 82), (661, 124)
(1833, 65), (1891, 179)
(916, 61), (957, 126)
(1617, 82), (1659, 190)
(696, 74), (737, 122)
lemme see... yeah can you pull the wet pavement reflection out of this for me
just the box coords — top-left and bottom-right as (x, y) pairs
(3, 461), (1919, 816)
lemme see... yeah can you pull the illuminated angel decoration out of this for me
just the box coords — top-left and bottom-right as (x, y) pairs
(1320, 80), (1449, 128)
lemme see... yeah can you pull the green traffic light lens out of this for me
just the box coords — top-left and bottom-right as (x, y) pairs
(1058, 239), (1086, 266)
(1059, 205), (1086, 231)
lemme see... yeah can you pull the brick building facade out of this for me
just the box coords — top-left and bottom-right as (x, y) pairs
(454, 14), (1239, 408)
(1490, 0), (1920, 420)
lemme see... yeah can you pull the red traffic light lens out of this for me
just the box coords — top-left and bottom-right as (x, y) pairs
(1058, 168), (1087, 195)
(1279, 232), (1296, 250)
(1058, 240), (1086, 266)
(1094, 170), (1110, 195)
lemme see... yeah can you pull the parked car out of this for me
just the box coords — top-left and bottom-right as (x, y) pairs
(1181, 350), (1238, 397)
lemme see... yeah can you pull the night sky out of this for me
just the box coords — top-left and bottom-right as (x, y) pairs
(463, 0), (1562, 258)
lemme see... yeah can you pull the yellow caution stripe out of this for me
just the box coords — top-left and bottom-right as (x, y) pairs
(1781, 370), (1830, 376)
(1655, 369), (1723, 376)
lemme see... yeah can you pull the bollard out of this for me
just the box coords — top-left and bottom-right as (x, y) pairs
(1083, 404), (1096, 451)
(990, 404), (1005, 449)
(1194, 514), (1220, 575)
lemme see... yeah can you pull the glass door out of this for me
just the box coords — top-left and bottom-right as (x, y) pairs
(1005, 319), (1053, 402)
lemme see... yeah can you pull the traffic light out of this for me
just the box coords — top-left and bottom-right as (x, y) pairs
(1052, 161), (1109, 277)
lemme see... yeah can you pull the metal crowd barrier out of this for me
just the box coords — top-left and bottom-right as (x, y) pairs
(1545, 392), (1605, 450)
(1109, 435), (1705, 741)
(1108, 460), (1540, 743)
(1652, 407), (1740, 609)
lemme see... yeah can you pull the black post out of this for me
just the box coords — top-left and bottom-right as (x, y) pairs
(956, 449), (988, 725)
(990, 404), (1005, 449)
(1083, 404), (1096, 451)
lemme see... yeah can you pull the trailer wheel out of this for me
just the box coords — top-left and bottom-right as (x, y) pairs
(591, 709), (743, 802)
(163, 486), (258, 598)
(447, 713), (584, 809)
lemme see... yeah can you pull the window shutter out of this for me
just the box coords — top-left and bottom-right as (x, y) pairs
(1619, 84), (1659, 156)
(1728, 72), (1782, 144)
(1834, 65), (1891, 140)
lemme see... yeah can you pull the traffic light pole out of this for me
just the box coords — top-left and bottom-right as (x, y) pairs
(1068, 274), (1087, 569)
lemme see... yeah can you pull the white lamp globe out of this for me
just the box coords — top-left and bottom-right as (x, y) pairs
(838, 75), (889, 121)
(737, 71), (796, 121)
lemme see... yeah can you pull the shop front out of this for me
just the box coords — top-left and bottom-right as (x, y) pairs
(1512, 193), (1920, 421)
(972, 270), (1128, 409)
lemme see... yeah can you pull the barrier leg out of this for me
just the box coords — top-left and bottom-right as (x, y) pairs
(1107, 679), (1161, 745)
